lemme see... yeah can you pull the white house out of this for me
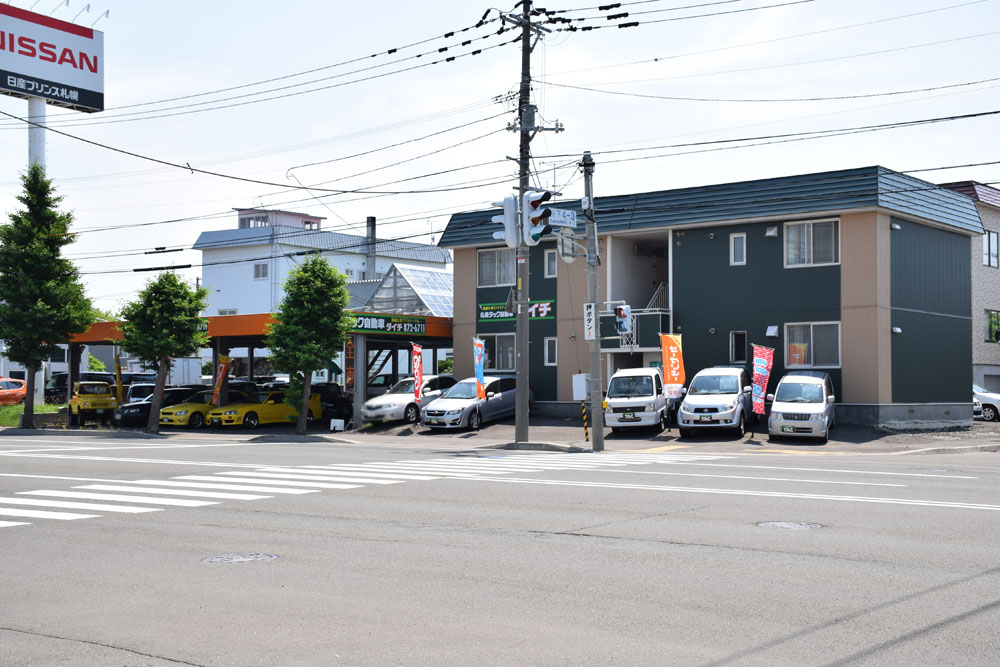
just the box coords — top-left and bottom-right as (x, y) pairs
(193, 208), (452, 316)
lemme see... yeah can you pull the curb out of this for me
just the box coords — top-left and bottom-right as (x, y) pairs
(489, 442), (589, 453)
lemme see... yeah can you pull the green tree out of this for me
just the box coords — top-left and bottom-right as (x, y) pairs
(88, 353), (106, 372)
(266, 256), (352, 435)
(437, 358), (454, 375)
(0, 164), (92, 428)
(119, 272), (208, 433)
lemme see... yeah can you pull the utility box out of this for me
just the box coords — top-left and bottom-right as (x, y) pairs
(572, 373), (590, 401)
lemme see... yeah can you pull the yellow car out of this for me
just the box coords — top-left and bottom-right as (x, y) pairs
(69, 381), (117, 426)
(205, 391), (321, 429)
(159, 389), (246, 429)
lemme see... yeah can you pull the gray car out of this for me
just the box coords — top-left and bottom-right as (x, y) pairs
(420, 375), (525, 430)
(767, 371), (836, 441)
(361, 374), (457, 424)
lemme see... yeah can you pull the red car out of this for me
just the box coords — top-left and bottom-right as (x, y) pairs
(0, 378), (27, 405)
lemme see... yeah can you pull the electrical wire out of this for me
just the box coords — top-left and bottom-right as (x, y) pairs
(542, 0), (815, 31)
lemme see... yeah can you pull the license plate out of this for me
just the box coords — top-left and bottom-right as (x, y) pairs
(211, 418), (221, 425)
(699, 415), (713, 422)
(428, 418), (440, 424)
(95, 409), (104, 414)
(782, 426), (794, 432)
(623, 412), (634, 419)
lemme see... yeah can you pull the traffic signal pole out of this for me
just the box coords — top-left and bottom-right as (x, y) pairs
(581, 152), (605, 452)
(514, 0), (533, 445)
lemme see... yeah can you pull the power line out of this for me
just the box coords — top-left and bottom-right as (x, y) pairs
(542, 0), (815, 31)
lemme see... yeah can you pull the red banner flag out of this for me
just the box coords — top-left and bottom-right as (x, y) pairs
(211, 355), (231, 406)
(412, 344), (423, 403)
(751, 345), (774, 415)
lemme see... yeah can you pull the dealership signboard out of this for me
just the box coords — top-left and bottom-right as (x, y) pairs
(0, 4), (104, 112)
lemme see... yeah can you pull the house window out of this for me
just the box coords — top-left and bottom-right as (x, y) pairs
(478, 248), (516, 287)
(218, 308), (237, 316)
(785, 220), (839, 267)
(985, 310), (1000, 342)
(49, 348), (67, 363)
(345, 269), (355, 278)
(253, 262), (268, 280)
(544, 249), (557, 278)
(785, 322), (841, 368)
(983, 232), (998, 268)
(238, 214), (268, 229)
(729, 331), (747, 363)
(730, 233), (746, 266)
(544, 337), (557, 366)
(481, 333), (515, 371)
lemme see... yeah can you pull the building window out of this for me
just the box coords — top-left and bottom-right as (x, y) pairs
(785, 220), (839, 267)
(785, 322), (841, 368)
(730, 233), (746, 266)
(49, 348), (67, 363)
(345, 269), (355, 278)
(253, 262), (268, 280)
(983, 232), (998, 268)
(478, 248), (516, 287)
(218, 308), (237, 316)
(729, 331), (747, 363)
(544, 249), (557, 278)
(544, 337), (557, 366)
(481, 333), (515, 371)
(985, 310), (1000, 342)
(238, 214), (268, 229)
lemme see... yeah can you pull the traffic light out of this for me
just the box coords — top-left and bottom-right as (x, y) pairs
(614, 304), (632, 334)
(491, 195), (519, 249)
(522, 191), (554, 246)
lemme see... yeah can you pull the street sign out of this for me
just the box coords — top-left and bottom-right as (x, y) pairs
(557, 227), (577, 264)
(583, 303), (597, 340)
(547, 208), (577, 228)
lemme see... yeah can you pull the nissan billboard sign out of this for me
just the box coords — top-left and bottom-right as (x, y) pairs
(0, 4), (104, 113)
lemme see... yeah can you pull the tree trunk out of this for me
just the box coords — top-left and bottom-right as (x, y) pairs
(145, 358), (169, 434)
(296, 376), (312, 436)
(21, 361), (37, 429)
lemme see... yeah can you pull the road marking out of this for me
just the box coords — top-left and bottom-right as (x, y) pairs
(0, 520), (31, 527)
(469, 477), (1000, 511)
(0, 497), (162, 513)
(629, 445), (692, 452)
(19, 490), (217, 507)
(608, 470), (907, 487)
(128, 480), (318, 494)
(74, 485), (272, 500)
(218, 471), (403, 485)
(297, 467), (440, 480)
(0, 507), (98, 520)
(324, 464), (484, 478)
(177, 475), (361, 490)
(669, 462), (977, 479)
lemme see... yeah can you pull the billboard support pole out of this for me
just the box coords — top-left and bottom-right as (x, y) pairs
(27, 97), (46, 168)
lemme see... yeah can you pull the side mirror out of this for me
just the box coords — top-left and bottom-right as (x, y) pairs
(743, 386), (752, 393)
(486, 392), (496, 399)
(766, 393), (774, 402)
(827, 395), (835, 403)
(680, 387), (687, 395)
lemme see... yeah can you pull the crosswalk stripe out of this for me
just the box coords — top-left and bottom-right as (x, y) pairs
(289, 467), (440, 481)
(176, 475), (361, 490)
(223, 471), (403, 485)
(0, 507), (98, 520)
(74, 485), (272, 500)
(418, 458), (629, 470)
(0, 520), (31, 527)
(0, 497), (162, 513)
(130, 480), (317, 494)
(333, 464), (484, 477)
(19, 490), (217, 507)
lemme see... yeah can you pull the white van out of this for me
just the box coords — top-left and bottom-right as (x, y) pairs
(604, 367), (669, 433)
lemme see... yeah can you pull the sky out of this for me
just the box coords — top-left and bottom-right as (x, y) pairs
(0, 0), (997, 313)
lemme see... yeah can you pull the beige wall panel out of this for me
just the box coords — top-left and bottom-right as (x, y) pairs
(556, 251), (592, 400)
(452, 248), (477, 380)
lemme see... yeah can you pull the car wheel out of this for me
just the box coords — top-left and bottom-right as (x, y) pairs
(735, 412), (747, 437)
(468, 410), (482, 431)
(404, 404), (419, 424)
(984, 404), (999, 422)
(188, 413), (204, 429)
(243, 412), (259, 429)
(678, 427), (691, 439)
(610, 427), (621, 435)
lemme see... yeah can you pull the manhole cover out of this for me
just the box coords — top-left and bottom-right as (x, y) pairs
(202, 553), (277, 564)
(757, 521), (823, 531)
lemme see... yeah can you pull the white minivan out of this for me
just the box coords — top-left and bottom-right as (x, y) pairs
(604, 367), (669, 433)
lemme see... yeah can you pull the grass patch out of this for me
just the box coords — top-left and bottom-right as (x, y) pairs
(0, 403), (64, 427)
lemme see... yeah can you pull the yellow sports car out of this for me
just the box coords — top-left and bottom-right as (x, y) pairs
(159, 390), (246, 429)
(205, 391), (321, 429)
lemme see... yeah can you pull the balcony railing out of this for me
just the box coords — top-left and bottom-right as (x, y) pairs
(599, 309), (671, 351)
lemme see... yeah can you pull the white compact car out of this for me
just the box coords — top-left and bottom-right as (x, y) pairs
(361, 375), (456, 424)
(676, 365), (753, 438)
(973, 384), (1000, 421)
(604, 367), (669, 433)
(767, 371), (836, 442)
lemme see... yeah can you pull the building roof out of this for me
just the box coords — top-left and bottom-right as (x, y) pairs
(439, 166), (984, 248)
(193, 225), (452, 264)
(346, 280), (380, 310)
(355, 264), (453, 318)
(938, 181), (1000, 209)
(232, 208), (326, 219)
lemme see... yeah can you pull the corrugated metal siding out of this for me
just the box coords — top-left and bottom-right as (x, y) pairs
(891, 310), (971, 402)
(440, 166), (984, 248)
(890, 218), (971, 316)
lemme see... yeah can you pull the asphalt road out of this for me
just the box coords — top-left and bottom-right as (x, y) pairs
(1, 430), (998, 666)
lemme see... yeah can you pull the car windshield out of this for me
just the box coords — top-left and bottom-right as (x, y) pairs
(244, 393), (280, 404)
(130, 385), (155, 399)
(186, 392), (214, 404)
(443, 381), (479, 400)
(78, 383), (109, 395)
(607, 375), (654, 398)
(973, 384), (987, 394)
(387, 379), (416, 395)
(774, 382), (824, 403)
(688, 375), (739, 395)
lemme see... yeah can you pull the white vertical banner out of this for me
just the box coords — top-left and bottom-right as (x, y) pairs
(583, 303), (597, 340)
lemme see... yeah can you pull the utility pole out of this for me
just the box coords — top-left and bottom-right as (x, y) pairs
(514, 0), (534, 445)
(581, 151), (604, 452)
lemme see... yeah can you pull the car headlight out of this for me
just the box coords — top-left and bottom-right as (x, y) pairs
(446, 409), (463, 415)
(174, 410), (188, 416)
(770, 412), (782, 420)
(680, 402), (690, 412)
(644, 403), (654, 412)
(724, 400), (737, 411)
(223, 410), (238, 415)
(812, 413), (825, 422)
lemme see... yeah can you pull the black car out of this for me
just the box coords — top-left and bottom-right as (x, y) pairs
(115, 387), (202, 427)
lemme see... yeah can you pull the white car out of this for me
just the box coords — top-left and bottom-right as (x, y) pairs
(767, 371), (836, 442)
(361, 375), (456, 424)
(604, 367), (669, 433)
(973, 384), (999, 421)
(676, 366), (753, 438)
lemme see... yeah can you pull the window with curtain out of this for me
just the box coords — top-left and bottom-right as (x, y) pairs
(785, 220), (839, 267)
(785, 322), (840, 367)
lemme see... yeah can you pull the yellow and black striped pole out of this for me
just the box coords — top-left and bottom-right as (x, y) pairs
(581, 400), (589, 442)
